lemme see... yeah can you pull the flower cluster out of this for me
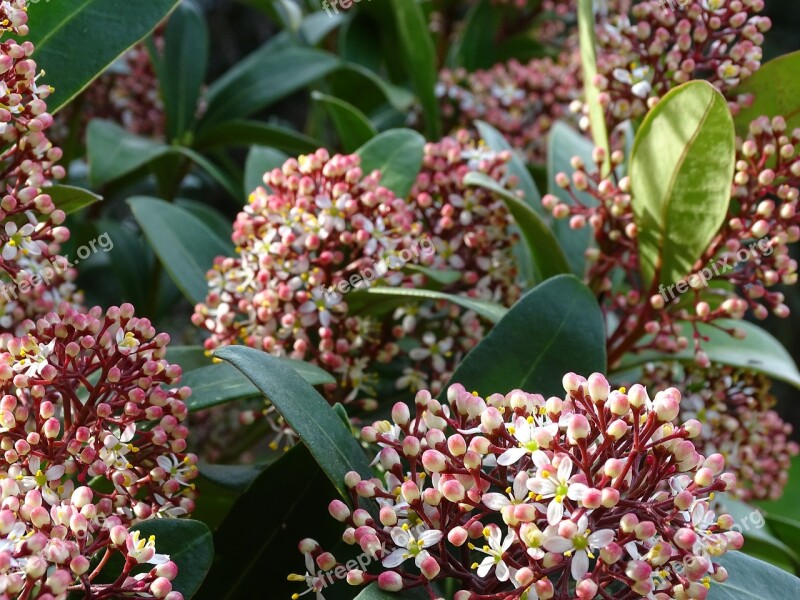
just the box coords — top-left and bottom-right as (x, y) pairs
(0, 5), (80, 335)
(586, 0), (770, 128)
(543, 115), (800, 365)
(192, 137), (523, 457)
(293, 373), (741, 599)
(436, 54), (581, 163)
(0, 302), (197, 599)
(75, 39), (165, 140)
(640, 363), (798, 502)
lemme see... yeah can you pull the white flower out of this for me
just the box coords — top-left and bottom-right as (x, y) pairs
(482, 472), (531, 511)
(13, 339), (55, 378)
(16, 456), (66, 505)
(382, 525), (443, 568)
(115, 328), (140, 354)
(3, 221), (40, 260)
(288, 553), (327, 600)
(612, 65), (652, 98)
(156, 454), (195, 487)
(527, 454), (589, 525)
(473, 524), (515, 581)
(126, 531), (170, 565)
(497, 415), (557, 466)
(544, 515), (615, 580)
(408, 331), (453, 372)
(99, 424), (137, 470)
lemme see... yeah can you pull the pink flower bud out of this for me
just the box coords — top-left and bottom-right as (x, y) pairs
(422, 450), (448, 473)
(587, 373), (610, 402)
(347, 570), (365, 585)
(576, 578), (598, 600)
(568, 414), (591, 442)
(601, 487), (620, 508)
(420, 556), (440, 579)
(674, 527), (697, 550)
(378, 571), (403, 592)
(329, 500), (350, 522)
(694, 467), (714, 487)
(401, 480), (420, 503)
(391, 402), (410, 425)
(628, 384), (649, 408)
(480, 407), (504, 433)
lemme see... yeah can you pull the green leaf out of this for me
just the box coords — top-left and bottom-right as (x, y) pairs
(27, 0), (180, 113)
(194, 119), (321, 154)
(475, 120), (542, 213)
(198, 463), (264, 494)
(708, 552), (800, 599)
(354, 286), (508, 323)
(162, 0), (208, 140)
(312, 91), (377, 153)
(194, 445), (343, 600)
(577, 0), (610, 172)
(95, 219), (151, 309)
(87, 120), (170, 186)
(166, 345), (211, 371)
(356, 129), (425, 198)
(547, 121), (597, 276)
(388, 0), (441, 139)
(128, 196), (231, 305)
(445, 275), (606, 398)
(616, 319), (800, 389)
(338, 63), (416, 113)
(132, 519), (213, 599)
(183, 359), (335, 412)
(213, 346), (374, 499)
(732, 51), (800, 136)
(715, 496), (800, 568)
(244, 146), (288, 197)
(631, 81), (735, 288)
(174, 147), (243, 201)
(175, 199), (234, 244)
(201, 46), (340, 129)
(450, 0), (496, 70)
(354, 583), (428, 600)
(45, 184), (102, 215)
(464, 172), (570, 282)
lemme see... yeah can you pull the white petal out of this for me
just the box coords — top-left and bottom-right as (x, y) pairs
(547, 499), (564, 526)
(570, 550), (590, 580)
(544, 536), (573, 554)
(567, 483), (589, 501)
(381, 549), (406, 568)
(390, 527), (410, 547)
(45, 464), (65, 481)
(2, 245), (16, 260)
(495, 559), (510, 582)
(418, 530), (443, 547)
(588, 529), (615, 548)
(497, 447), (527, 466)
(556, 457), (573, 482)
(476, 556), (494, 578)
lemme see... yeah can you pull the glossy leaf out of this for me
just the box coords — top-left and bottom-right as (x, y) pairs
(312, 91), (377, 153)
(617, 319), (800, 389)
(175, 199), (234, 244)
(388, 0), (441, 139)
(87, 121), (170, 186)
(183, 359), (335, 412)
(27, 0), (180, 113)
(355, 286), (508, 323)
(631, 81), (735, 287)
(356, 129), (425, 198)
(547, 121), (597, 276)
(464, 172), (570, 282)
(128, 196), (231, 305)
(194, 445), (343, 600)
(132, 519), (213, 599)
(94, 219), (151, 309)
(475, 120), (542, 213)
(244, 146), (288, 197)
(577, 0), (610, 172)
(732, 51), (800, 136)
(450, 0), (496, 70)
(162, 0), (208, 140)
(213, 346), (374, 499)
(707, 552), (800, 599)
(354, 583), (428, 600)
(445, 275), (606, 398)
(194, 119), (321, 154)
(201, 46), (340, 129)
(46, 185), (102, 215)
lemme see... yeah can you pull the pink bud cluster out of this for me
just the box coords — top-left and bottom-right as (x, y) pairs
(640, 363), (798, 502)
(61, 37), (166, 141)
(0, 302), (197, 598)
(543, 114), (800, 366)
(436, 54), (581, 163)
(584, 0), (770, 128)
(193, 140), (522, 415)
(294, 373), (741, 600)
(0, 4), (81, 335)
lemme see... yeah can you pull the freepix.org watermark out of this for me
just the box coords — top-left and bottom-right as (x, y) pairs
(658, 237), (773, 303)
(321, 0), (372, 17)
(0, 232), (113, 302)
(312, 234), (436, 306)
